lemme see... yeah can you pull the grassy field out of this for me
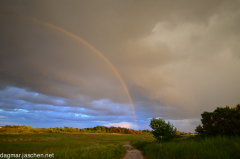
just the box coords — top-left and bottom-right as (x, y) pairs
(132, 135), (240, 159)
(2, 132), (239, 159)
(0, 133), (153, 159)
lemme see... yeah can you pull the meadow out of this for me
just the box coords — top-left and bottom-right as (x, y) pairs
(132, 135), (240, 159)
(0, 133), (153, 159)
(1, 128), (240, 159)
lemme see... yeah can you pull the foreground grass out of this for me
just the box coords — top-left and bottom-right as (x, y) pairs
(0, 133), (153, 159)
(132, 135), (240, 159)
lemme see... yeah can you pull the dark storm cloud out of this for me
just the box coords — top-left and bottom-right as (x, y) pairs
(0, 87), (133, 116)
(0, 0), (240, 131)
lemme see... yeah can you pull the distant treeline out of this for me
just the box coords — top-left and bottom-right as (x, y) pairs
(0, 125), (152, 134)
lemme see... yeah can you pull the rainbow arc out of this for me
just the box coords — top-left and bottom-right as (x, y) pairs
(0, 11), (137, 125)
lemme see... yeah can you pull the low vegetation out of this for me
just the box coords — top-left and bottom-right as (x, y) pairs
(132, 135), (240, 159)
(0, 133), (153, 159)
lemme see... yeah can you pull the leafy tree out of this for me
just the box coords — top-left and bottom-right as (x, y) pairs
(196, 104), (240, 136)
(94, 126), (101, 132)
(100, 126), (106, 132)
(150, 118), (177, 141)
(54, 127), (59, 132)
(69, 127), (74, 132)
(80, 128), (86, 132)
(63, 126), (69, 132)
(47, 128), (53, 133)
(74, 128), (79, 132)
(195, 125), (204, 135)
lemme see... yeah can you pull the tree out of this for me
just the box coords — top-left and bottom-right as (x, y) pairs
(150, 118), (177, 142)
(54, 127), (59, 132)
(94, 126), (101, 132)
(195, 104), (240, 136)
(100, 126), (106, 132)
(195, 125), (204, 135)
(69, 127), (74, 132)
(63, 126), (69, 132)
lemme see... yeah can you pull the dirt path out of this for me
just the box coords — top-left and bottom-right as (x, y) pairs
(122, 141), (145, 159)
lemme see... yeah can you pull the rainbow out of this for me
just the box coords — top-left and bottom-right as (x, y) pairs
(0, 11), (137, 124)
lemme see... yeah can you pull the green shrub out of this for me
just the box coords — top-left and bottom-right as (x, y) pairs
(149, 118), (177, 142)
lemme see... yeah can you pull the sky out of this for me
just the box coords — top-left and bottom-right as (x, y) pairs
(0, 0), (240, 133)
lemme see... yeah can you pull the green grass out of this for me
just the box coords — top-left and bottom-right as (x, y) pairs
(0, 133), (153, 159)
(3, 132), (238, 159)
(132, 135), (240, 159)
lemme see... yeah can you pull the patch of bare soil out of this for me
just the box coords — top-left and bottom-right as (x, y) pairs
(122, 141), (145, 159)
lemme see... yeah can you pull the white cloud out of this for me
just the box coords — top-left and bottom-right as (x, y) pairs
(105, 122), (136, 129)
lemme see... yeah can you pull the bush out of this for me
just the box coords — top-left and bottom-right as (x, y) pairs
(149, 118), (177, 142)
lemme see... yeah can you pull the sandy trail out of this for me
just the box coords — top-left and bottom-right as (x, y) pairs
(122, 141), (145, 159)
